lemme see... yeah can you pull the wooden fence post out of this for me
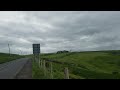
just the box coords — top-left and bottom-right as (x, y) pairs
(34, 54), (36, 62)
(40, 59), (42, 68)
(38, 59), (40, 68)
(50, 62), (53, 79)
(38, 55), (40, 68)
(43, 60), (46, 76)
(64, 67), (69, 79)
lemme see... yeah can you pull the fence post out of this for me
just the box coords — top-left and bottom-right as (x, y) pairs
(43, 60), (46, 76)
(64, 67), (69, 79)
(50, 62), (53, 79)
(40, 59), (42, 68)
(38, 54), (40, 68)
(38, 59), (40, 68)
(34, 54), (36, 62)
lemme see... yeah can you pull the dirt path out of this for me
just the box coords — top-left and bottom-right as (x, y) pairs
(15, 59), (32, 79)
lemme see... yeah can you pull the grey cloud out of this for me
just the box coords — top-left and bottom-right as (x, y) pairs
(0, 11), (120, 54)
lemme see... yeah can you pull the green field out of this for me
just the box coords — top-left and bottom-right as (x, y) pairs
(32, 50), (120, 79)
(0, 53), (24, 64)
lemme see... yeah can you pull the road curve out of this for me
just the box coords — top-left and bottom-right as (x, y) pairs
(0, 58), (30, 79)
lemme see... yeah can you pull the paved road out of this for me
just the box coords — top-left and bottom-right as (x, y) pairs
(0, 58), (30, 79)
(15, 59), (32, 79)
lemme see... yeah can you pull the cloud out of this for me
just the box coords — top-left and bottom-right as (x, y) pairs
(0, 11), (120, 54)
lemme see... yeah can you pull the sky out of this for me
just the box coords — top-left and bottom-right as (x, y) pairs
(0, 11), (120, 55)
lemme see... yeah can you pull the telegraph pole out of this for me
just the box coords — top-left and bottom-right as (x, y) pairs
(8, 43), (11, 56)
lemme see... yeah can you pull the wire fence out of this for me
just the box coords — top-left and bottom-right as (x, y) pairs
(39, 58), (70, 79)
(32, 52), (120, 79)
(31, 55), (75, 79)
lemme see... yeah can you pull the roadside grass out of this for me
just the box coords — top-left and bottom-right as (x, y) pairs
(39, 51), (120, 79)
(32, 60), (51, 79)
(32, 50), (120, 79)
(0, 53), (24, 64)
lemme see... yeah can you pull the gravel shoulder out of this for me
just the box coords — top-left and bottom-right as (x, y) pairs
(15, 59), (32, 79)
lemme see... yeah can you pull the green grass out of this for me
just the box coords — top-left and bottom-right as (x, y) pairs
(32, 50), (120, 79)
(0, 53), (24, 64)
(32, 60), (52, 79)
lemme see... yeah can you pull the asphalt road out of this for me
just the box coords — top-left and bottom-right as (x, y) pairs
(0, 58), (30, 79)
(15, 59), (32, 79)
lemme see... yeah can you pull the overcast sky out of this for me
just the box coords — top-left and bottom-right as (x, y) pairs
(0, 11), (120, 54)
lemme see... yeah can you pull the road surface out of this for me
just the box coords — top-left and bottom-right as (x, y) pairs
(0, 58), (30, 79)
(15, 59), (32, 79)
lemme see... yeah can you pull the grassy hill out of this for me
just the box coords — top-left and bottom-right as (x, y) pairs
(32, 50), (120, 79)
(0, 53), (24, 64)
